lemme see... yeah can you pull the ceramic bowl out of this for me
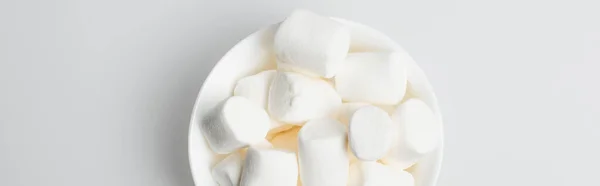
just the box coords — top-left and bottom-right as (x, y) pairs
(188, 18), (444, 186)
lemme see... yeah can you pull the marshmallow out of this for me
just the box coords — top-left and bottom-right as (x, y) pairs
(336, 102), (370, 125)
(274, 10), (350, 78)
(233, 71), (292, 135)
(335, 52), (408, 105)
(240, 147), (298, 186)
(233, 70), (276, 109)
(201, 96), (270, 154)
(349, 106), (393, 161)
(270, 126), (300, 152)
(298, 118), (349, 186)
(383, 98), (441, 169)
(348, 161), (415, 186)
(268, 71), (342, 124)
(212, 152), (243, 186)
(336, 103), (395, 124)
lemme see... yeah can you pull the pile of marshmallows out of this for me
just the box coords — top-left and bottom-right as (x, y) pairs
(202, 10), (442, 186)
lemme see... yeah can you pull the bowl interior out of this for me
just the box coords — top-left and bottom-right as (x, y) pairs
(188, 18), (444, 186)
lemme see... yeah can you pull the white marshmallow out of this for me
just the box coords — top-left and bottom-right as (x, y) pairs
(335, 52), (408, 105)
(349, 106), (393, 161)
(274, 10), (350, 78)
(336, 102), (370, 125)
(383, 98), (441, 169)
(233, 70), (276, 109)
(211, 152), (243, 186)
(233, 71), (292, 135)
(298, 118), (349, 186)
(268, 71), (342, 124)
(336, 103), (395, 125)
(201, 96), (270, 154)
(240, 147), (298, 186)
(348, 161), (415, 186)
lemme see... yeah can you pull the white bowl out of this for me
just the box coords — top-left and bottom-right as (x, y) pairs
(188, 18), (444, 186)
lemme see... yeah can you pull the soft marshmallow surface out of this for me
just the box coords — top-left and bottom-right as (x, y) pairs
(212, 152), (244, 186)
(335, 52), (408, 105)
(336, 102), (370, 125)
(348, 161), (415, 186)
(336, 103), (395, 125)
(233, 70), (276, 109)
(235, 71), (290, 138)
(383, 98), (441, 169)
(268, 71), (342, 124)
(240, 147), (298, 186)
(201, 96), (270, 154)
(349, 106), (393, 161)
(298, 118), (349, 186)
(274, 10), (350, 78)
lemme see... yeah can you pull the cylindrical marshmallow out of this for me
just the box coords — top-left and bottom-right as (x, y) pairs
(268, 71), (341, 124)
(336, 102), (370, 125)
(335, 52), (408, 105)
(298, 118), (349, 186)
(274, 9), (350, 78)
(234, 70), (290, 136)
(383, 98), (441, 169)
(201, 96), (270, 154)
(240, 147), (298, 186)
(349, 106), (393, 161)
(233, 70), (276, 109)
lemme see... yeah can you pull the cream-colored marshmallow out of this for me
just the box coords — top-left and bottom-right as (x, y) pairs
(298, 118), (349, 186)
(268, 71), (341, 124)
(349, 106), (393, 161)
(274, 10), (350, 78)
(335, 52), (408, 105)
(240, 147), (298, 186)
(201, 96), (270, 154)
(383, 98), (441, 169)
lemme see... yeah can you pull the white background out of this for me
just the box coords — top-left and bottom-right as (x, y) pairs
(1, 0), (599, 186)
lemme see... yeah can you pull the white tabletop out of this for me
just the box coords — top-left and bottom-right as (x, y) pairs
(1, 0), (599, 186)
